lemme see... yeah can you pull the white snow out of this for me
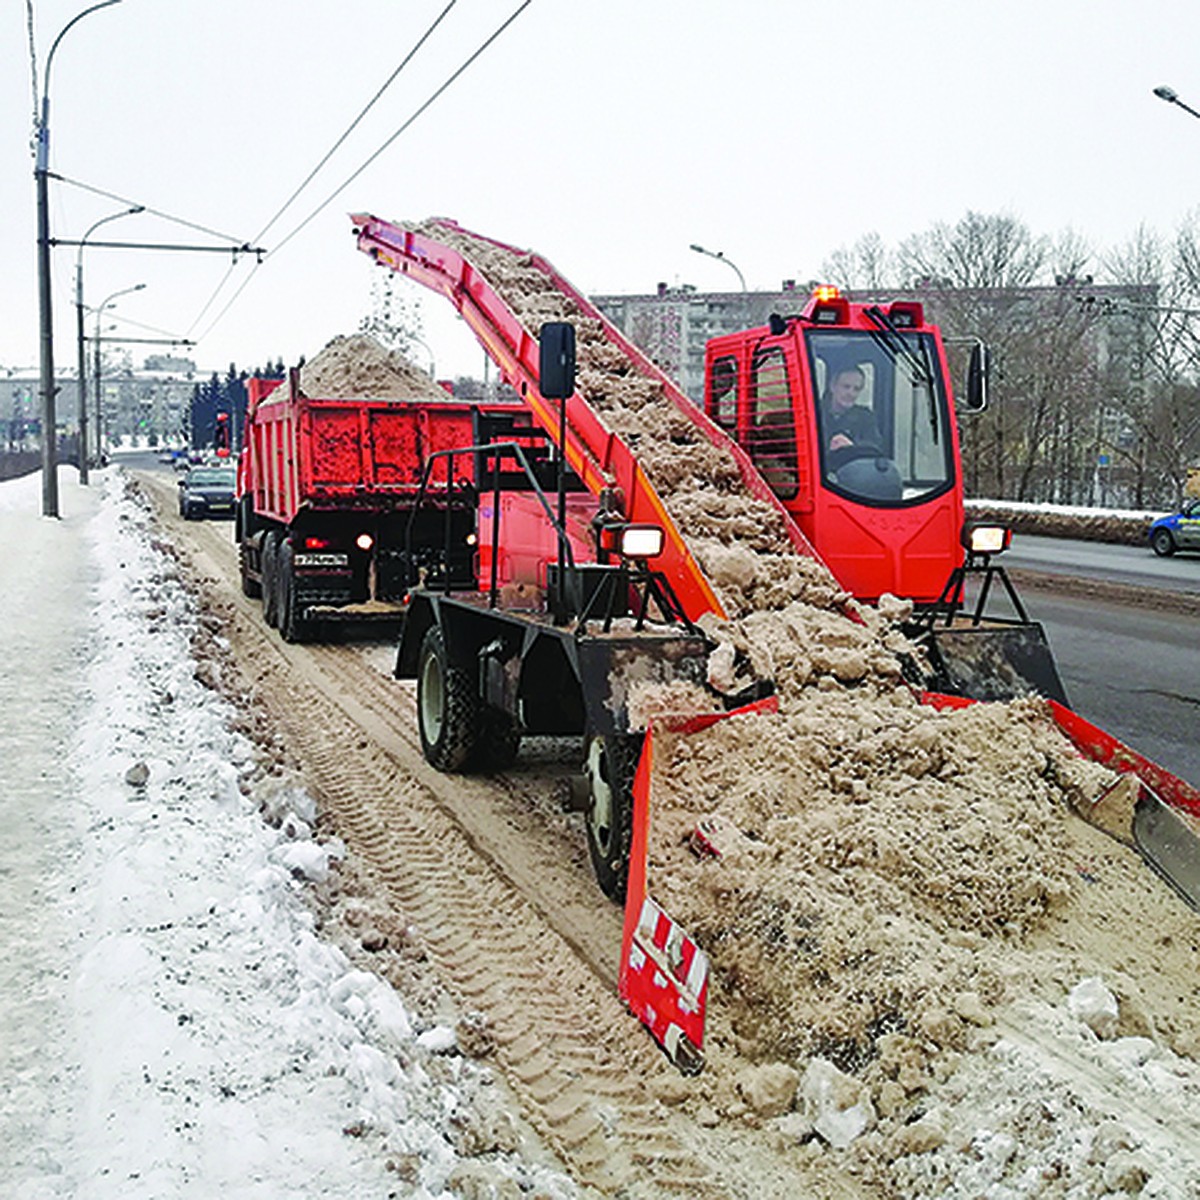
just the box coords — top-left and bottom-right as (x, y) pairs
(0, 467), (575, 1200)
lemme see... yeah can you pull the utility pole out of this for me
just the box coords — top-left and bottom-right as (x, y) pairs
(33, 0), (124, 517)
(76, 205), (143, 483)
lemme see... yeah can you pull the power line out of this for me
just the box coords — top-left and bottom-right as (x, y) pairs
(192, 1), (534, 347)
(186, 0), (465, 347)
(269, 1), (533, 261)
(252, 0), (459, 245)
(50, 173), (250, 245)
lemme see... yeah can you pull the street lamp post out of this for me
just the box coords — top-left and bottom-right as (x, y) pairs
(688, 243), (748, 292)
(76, 205), (143, 484)
(34, 0), (124, 517)
(93, 283), (146, 458)
(1153, 85), (1200, 121)
(408, 334), (437, 379)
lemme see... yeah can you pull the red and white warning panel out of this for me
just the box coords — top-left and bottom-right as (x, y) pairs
(618, 696), (779, 1072)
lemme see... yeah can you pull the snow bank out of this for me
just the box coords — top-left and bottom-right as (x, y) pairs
(0, 468), (575, 1199)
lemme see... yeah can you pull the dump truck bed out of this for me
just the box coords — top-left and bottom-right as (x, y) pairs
(240, 375), (480, 526)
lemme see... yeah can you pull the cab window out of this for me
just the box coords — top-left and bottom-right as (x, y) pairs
(807, 330), (953, 507)
(707, 356), (738, 432)
(748, 346), (798, 500)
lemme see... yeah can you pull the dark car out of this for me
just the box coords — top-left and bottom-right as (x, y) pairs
(1149, 497), (1200, 556)
(178, 465), (237, 520)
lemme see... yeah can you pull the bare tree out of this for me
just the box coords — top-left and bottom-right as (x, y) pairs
(898, 212), (1048, 290)
(820, 232), (896, 290)
(1100, 223), (1199, 506)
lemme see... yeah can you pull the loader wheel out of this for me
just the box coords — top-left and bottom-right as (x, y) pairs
(1152, 528), (1176, 557)
(261, 532), (281, 628)
(583, 734), (641, 903)
(474, 709), (522, 771)
(417, 625), (480, 772)
(278, 541), (315, 644)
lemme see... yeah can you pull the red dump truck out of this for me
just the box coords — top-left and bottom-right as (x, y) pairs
(235, 372), (604, 642)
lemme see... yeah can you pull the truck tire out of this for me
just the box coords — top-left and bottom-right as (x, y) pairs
(1152, 528), (1176, 557)
(278, 540), (315, 644)
(417, 625), (480, 772)
(236, 500), (263, 598)
(261, 532), (281, 628)
(583, 733), (641, 902)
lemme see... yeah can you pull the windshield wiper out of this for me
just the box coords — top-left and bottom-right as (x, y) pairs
(864, 306), (940, 444)
(863, 306), (933, 386)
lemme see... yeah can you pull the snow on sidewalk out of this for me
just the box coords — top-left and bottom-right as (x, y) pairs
(0, 469), (574, 1200)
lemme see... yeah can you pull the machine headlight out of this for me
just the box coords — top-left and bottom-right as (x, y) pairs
(962, 522), (1012, 555)
(619, 524), (665, 560)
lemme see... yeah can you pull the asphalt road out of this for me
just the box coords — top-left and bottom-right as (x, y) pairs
(1019, 588), (1200, 788)
(977, 534), (1200, 788)
(1003, 533), (1200, 594)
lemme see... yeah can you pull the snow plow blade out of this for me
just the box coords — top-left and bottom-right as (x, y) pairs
(1131, 789), (1200, 911)
(926, 692), (1200, 911)
(1049, 698), (1200, 911)
(619, 696), (778, 1072)
(919, 621), (1070, 706)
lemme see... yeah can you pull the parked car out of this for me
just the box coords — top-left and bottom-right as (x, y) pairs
(1149, 498), (1200, 556)
(178, 465), (237, 520)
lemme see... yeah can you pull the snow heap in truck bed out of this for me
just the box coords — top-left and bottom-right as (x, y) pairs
(383, 221), (1200, 1195)
(297, 333), (450, 402)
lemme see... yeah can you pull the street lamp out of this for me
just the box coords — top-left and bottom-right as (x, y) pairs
(76, 205), (143, 483)
(34, 0), (124, 517)
(688, 243), (747, 292)
(1153, 85), (1200, 121)
(93, 283), (146, 458)
(407, 334), (437, 379)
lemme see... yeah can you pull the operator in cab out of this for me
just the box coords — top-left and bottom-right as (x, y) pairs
(821, 365), (878, 453)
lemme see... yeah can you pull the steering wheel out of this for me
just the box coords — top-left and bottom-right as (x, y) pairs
(828, 442), (886, 472)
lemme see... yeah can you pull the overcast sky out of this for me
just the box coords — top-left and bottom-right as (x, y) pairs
(5, 0), (1200, 384)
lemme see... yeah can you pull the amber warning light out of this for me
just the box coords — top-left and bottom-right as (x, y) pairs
(813, 285), (841, 302)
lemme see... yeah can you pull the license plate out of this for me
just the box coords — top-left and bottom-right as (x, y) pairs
(294, 553), (349, 567)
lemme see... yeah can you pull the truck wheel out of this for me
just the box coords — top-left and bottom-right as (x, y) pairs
(279, 541), (315, 643)
(262, 532), (281, 628)
(1152, 528), (1176, 557)
(239, 540), (262, 598)
(417, 625), (480, 772)
(583, 734), (641, 902)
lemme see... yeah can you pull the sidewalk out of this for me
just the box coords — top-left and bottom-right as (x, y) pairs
(0, 470), (99, 1193)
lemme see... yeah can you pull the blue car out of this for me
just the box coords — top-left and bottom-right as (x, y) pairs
(1149, 497), (1200, 556)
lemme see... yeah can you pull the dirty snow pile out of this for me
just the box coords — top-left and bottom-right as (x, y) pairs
(298, 333), (451, 401)
(0, 467), (574, 1200)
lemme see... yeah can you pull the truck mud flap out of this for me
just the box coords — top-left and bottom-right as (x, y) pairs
(921, 622), (1069, 705)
